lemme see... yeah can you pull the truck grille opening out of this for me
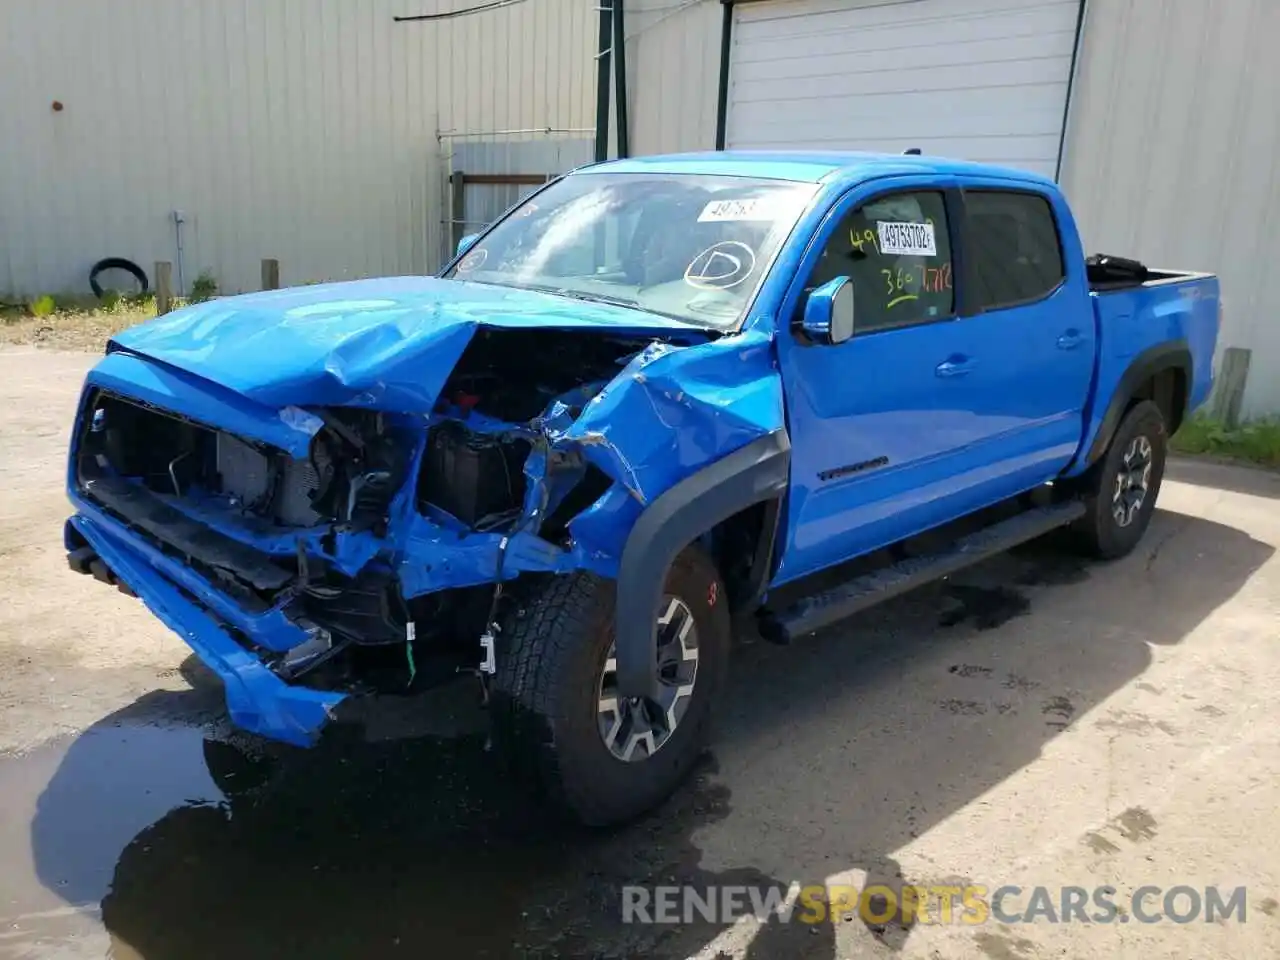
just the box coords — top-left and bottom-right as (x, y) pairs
(75, 390), (407, 535)
(75, 391), (328, 528)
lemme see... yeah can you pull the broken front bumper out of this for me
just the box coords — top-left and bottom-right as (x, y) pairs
(65, 509), (345, 746)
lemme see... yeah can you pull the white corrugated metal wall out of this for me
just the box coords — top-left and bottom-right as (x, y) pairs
(724, 0), (1082, 177)
(0, 0), (595, 298)
(622, 0), (723, 156)
(1056, 0), (1280, 417)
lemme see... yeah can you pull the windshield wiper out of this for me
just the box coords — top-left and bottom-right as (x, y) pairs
(497, 282), (705, 327)
(507, 282), (640, 309)
(546, 288), (642, 310)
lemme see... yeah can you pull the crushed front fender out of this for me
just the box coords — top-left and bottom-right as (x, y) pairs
(558, 327), (787, 569)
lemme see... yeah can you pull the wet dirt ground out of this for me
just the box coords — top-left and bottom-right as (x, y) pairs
(2, 347), (1279, 959)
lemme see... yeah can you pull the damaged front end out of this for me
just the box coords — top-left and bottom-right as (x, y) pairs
(66, 289), (786, 746)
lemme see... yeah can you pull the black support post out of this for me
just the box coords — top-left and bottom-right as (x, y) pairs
(714, 0), (734, 151)
(594, 2), (613, 162)
(613, 0), (629, 158)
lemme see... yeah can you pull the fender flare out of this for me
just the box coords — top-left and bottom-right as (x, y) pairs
(1083, 340), (1191, 468)
(614, 430), (790, 699)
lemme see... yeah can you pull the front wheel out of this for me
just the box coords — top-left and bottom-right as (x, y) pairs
(490, 546), (730, 826)
(1072, 399), (1168, 559)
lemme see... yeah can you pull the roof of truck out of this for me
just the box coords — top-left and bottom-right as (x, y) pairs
(586, 150), (1056, 188)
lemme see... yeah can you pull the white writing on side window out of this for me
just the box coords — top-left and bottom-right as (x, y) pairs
(876, 221), (937, 257)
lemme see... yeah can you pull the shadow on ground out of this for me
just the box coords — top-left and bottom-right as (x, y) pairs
(23, 509), (1272, 959)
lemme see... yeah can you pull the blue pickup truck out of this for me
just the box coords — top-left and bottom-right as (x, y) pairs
(65, 152), (1219, 824)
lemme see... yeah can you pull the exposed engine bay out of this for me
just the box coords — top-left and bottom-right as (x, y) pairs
(72, 328), (663, 694)
(416, 327), (640, 532)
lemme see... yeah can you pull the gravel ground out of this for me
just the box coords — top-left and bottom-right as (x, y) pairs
(1, 346), (1278, 960)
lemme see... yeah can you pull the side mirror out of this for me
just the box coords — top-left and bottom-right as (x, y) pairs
(456, 233), (481, 258)
(801, 277), (855, 345)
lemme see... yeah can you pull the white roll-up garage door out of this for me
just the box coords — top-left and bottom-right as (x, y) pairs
(726, 0), (1083, 178)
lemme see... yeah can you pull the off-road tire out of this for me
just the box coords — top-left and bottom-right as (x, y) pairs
(1072, 399), (1168, 559)
(490, 546), (730, 826)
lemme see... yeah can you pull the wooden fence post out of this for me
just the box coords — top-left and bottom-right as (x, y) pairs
(261, 258), (280, 291)
(1210, 346), (1251, 429)
(155, 261), (173, 316)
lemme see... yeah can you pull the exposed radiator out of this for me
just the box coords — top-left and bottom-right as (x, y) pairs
(216, 434), (330, 526)
(216, 434), (271, 506)
(277, 453), (327, 527)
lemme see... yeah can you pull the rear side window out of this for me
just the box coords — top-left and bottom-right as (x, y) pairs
(965, 191), (1064, 310)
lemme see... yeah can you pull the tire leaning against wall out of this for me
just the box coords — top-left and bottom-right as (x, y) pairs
(89, 258), (149, 298)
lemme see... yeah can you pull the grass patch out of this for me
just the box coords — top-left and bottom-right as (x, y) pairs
(190, 271), (219, 304)
(1172, 414), (1280, 468)
(0, 295), (159, 351)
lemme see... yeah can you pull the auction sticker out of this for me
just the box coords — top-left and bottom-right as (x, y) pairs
(698, 197), (782, 222)
(876, 221), (936, 257)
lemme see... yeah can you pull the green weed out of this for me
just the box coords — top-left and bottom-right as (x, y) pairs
(1172, 414), (1280, 468)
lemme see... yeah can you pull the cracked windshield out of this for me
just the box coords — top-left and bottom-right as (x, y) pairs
(445, 173), (817, 328)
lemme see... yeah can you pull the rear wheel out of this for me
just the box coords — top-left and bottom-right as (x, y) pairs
(491, 545), (730, 826)
(1072, 399), (1168, 559)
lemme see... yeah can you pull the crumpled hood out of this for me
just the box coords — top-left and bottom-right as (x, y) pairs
(110, 276), (706, 412)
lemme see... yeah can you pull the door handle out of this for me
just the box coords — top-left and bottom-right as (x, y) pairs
(935, 356), (975, 378)
(1057, 329), (1084, 350)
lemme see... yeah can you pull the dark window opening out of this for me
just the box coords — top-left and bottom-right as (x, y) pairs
(965, 191), (1065, 310)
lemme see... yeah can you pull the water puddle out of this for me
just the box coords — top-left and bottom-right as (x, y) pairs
(1, 725), (222, 909)
(0, 698), (735, 960)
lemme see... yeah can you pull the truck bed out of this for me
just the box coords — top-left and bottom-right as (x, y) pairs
(1089, 267), (1210, 293)
(1070, 269), (1220, 476)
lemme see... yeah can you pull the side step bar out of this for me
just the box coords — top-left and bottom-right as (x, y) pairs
(762, 500), (1086, 644)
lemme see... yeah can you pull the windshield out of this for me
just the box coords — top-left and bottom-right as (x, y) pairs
(444, 172), (817, 329)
